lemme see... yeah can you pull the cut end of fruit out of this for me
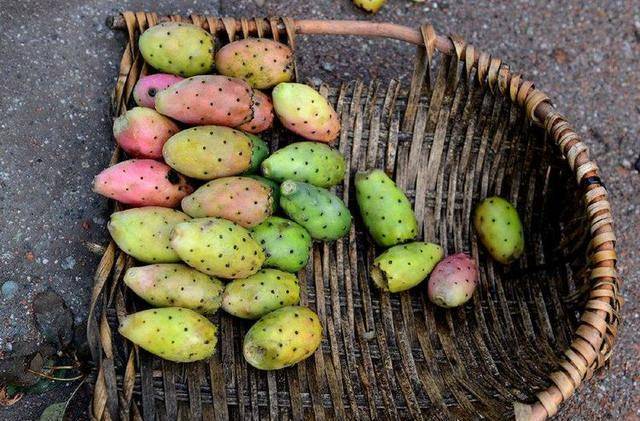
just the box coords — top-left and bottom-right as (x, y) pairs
(370, 264), (390, 292)
(280, 180), (297, 196)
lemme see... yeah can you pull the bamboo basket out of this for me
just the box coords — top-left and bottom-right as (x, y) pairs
(88, 12), (622, 420)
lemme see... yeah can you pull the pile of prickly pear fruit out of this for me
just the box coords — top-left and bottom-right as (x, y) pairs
(93, 23), (525, 369)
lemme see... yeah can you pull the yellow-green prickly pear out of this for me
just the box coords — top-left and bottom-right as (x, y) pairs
(473, 197), (524, 264)
(353, 0), (386, 13)
(371, 242), (444, 293)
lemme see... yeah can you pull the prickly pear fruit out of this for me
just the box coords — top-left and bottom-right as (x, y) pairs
(139, 22), (215, 77)
(353, 0), (386, 13)
(215, 38), (293, 89)
(222, 269), (300, 319)
(371, 242), (443, 293)
(250, 216), (312, 272)
(261, 142), (346, 188)
(428, 253), (478, 308)
(247, 175), (280, 211)
(155, 75), (253, 126)
(280, 181), (351, 241)
(181, 177), (274, 227)
(124, 264), (224, 314)
(133, 73), (184, 108)
(473, 197), (524, 264)
(108, 207), (190, 263)
(93, 159), (192, 207)
(237, 91), (274, 134)
(118, 307), (217, 362)
(272, 83), (340, 143)
(244, 134), (270, 174)
(355, 169), (418, 247)
(162, 126), (253, 180)
(170, 217), (265, 279)
(243, 306), (322, 370)
(113, 107), (179, 159)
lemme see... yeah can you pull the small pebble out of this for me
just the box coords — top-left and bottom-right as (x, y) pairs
(322, 62), (335, 72)
(61, 256), (76, 270)
(634, 156), (640, 172)
(1, 281), (19, 299)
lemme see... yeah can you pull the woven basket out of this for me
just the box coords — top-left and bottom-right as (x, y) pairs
(88, 12), (621, 420)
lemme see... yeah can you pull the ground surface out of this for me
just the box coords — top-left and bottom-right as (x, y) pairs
(0, 0), (637, 419)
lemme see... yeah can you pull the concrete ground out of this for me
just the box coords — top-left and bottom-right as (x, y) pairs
(1, 0), (637, 419)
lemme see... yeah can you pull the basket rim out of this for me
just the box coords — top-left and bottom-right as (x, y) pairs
(97, 13), (621, 421)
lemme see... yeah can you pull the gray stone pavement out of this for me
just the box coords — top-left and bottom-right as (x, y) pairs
(1, 0), (637, 419)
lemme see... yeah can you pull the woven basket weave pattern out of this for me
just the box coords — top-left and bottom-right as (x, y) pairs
(88, 13), (621, 420)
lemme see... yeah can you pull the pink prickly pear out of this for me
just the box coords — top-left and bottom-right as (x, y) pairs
(215, 38), (294, 89)
(133, 73), (184, 108)
(427, 253), (478, 308)
(113, 107), (179, 159)
(92, 159), (192, 207)
(155, 75), (253, 126)
(237, 90), (274, 133)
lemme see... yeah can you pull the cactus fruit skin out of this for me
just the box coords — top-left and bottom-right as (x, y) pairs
(93, 159), (193, 207)
(428, 253), (478, 308)
(222, 269), (300, 319)
(108, 207), (190, 263)
(170, 217), (265, 279)
(244, 134), (270, 174)
(138, 22), (215, 77)
(215, 38), (294, 89)
(155, 76), (253, 126)
(272, 83), (340, 143)
(237, 91), (274, 134)
(118, 307), (217, 362)
(353, 0), (386, 13)
(355, 169), (418, 247)
(250, 216), (312, 272)
(181, 177), (274, 227)
(113, 107), (179, 159)
(371, 242), (444, 293)
(162, 126), (253, 180)
(247, 176), (280, 211)
(261, 142), (346, 188)
(243, 306), (322, 370)
(133, 73), (184, 108)
(280, 181), (351, 241)
(124, 264), (224, 314)
(473, 197), (524, 264)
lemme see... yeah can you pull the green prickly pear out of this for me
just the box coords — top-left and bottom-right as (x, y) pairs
(279, 181), (351, 241)
(355, 169), (418, 247)
(371, 242), (444, 293)
(139, 22), (215, 77)
(162, 126), (253, 180)
(473, 197), (524, 264)
(108, 207), (190, 263)
(428, 253), (478, 308)
(170, 217), (265, 279)
(181, 177), (274, 228)
(250, 216), (312, 272)
(155, 75), (253, 126)
(237, 91), (274, 134)
(118, 307), (217, 362)
(261, 142), (346, 188)
(215, 38), (294, 89)
(222, 269), (300, 319)
(272, 83), (340, 143)
(353, 0), (386, 13)
(123, 264), (225, 314)
(243, 306), (322, 370)
(244, 133), (270, 174)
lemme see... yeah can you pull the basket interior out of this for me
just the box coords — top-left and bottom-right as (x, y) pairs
(99, 24), (594, 420)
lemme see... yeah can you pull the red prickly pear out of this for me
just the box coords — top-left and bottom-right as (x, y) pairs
(139, 22), (215, 77)
(473, 197), (524, 264)
(133, 73), (184, 108)
(272, 83), (340, 143)
(428, 253), (478, 308)
(113, 107), (179, 159)
(155, 75), (253, 126)
(353, 0), (386, 13)
(371, 242), (443, 293)
(181, 176), (274, 228)
(237, 91), (274, 133)
(119, 307), (217, 362)
(93, 159), (192, 207)
(215, 38), (294, 89)
(162, 126), (253, 180)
